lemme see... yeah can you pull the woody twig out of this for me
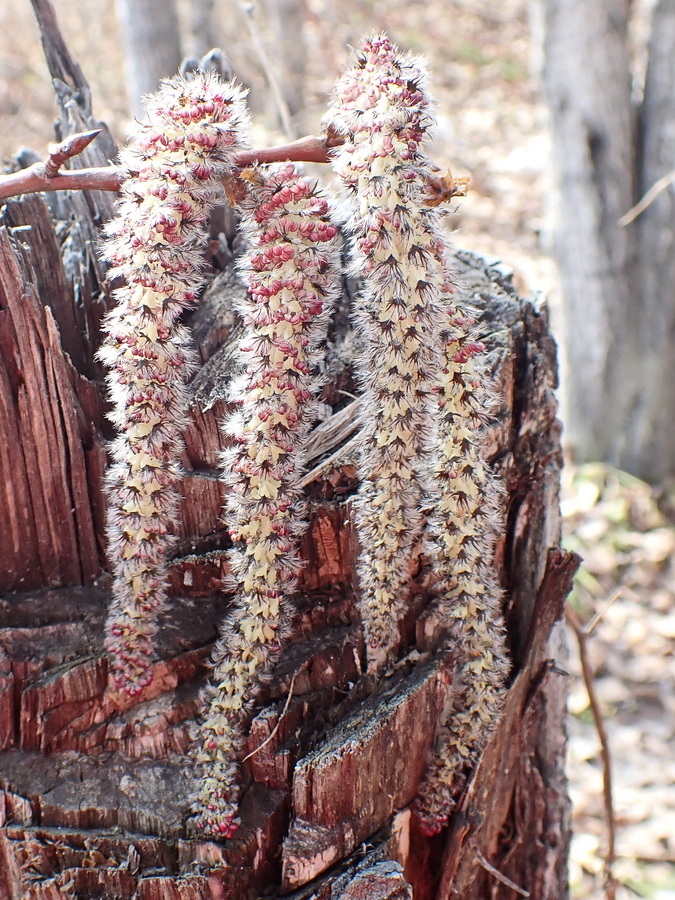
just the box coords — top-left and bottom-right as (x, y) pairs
(566, 604), (618, 900)
(0, 131), (340, 202)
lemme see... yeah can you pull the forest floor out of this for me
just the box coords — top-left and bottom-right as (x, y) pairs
(1, 0), (673, 898)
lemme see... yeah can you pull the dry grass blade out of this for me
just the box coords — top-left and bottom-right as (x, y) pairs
(242, 672), (297, 762)
(476, 850), (530, 897)
(585, 589), (622, 637)
(237, 0), (295, 139)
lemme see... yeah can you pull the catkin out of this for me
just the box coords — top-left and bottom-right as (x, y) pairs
(325, 34), (449, 671)
(191, 163), (341, 837)
(328, 34), (509, 825)
(99, 73), (249, 695)
(414, 282), (509, 835)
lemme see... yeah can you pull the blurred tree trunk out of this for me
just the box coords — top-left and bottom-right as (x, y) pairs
(187, 0), (221, 61)
(538, 0), (675, 481)
(115, 0), (183, 117)
(262, 0), (307, 129)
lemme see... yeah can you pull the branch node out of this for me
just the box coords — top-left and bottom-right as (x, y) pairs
(42, 128), (102, 178)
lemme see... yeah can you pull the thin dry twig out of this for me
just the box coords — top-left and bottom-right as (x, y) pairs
(618, 169), (675, 226)
(475, 850), (530, 897)
(242, 672), (297, 762)
(566, 603), (618, 900)
(585, 588), (622, 637)
(0, 133), (339, 202)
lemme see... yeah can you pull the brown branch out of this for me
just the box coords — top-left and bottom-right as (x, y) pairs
(0, 133), (340, 202)
(566, 604), (618, 900)
(235, 134), (337, 167)
(0, 166), (124, 201)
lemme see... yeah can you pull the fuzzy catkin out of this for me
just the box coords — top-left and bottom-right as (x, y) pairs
(325, 34), (449, 671)
(99, 73), (249, 695)
(414, 290), (509, 835)
(191, 163), (341, 838)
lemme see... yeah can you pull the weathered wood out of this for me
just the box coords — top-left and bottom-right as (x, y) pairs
(30, 0), (118, 165)
(332, 862), (413, 900)
(0, 226), (104, 591)
(282, 662), (446, 889)
(436, 549), (577, 899)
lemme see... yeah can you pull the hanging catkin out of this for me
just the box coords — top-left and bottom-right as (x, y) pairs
(99, 73), (249, 694)
(415, 283), (509, 834)
(325, 34), (449, 671)
(191, 163), (341, 837)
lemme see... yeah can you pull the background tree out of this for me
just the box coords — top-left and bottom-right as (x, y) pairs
(537, 0), (675, 482)
(115, 0), (183, 116)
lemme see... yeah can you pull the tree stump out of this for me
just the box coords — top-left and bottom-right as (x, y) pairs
(0, 9), (576, 897)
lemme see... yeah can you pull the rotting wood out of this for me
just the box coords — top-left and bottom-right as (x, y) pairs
(0, 227), (103, 591)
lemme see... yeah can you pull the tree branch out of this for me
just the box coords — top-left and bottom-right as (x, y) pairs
(618, 169), (675, 226)
(0, 133), (341, 202)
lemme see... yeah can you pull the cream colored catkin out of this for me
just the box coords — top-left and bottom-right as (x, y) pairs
(414, 279), (509, 835)
(327, 33), (509, 826)
(325, 34), (449, 672)
(99, 73), (249, 695)
(191, 163), (341, 838)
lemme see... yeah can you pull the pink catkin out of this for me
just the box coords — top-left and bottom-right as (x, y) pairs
(414, 254), (509, 836)
(190, 163), (341, 838)
(99, 73), (249, 695)
(325, 34), (449, 672)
